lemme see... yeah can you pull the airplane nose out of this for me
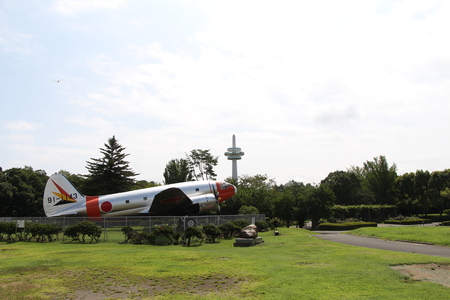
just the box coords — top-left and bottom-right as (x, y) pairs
(216, 182), (237, 202)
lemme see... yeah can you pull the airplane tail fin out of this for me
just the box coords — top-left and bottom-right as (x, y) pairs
(43, 173), (86, 217)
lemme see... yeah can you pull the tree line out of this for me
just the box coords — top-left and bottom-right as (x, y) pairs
(0, 136), (219, 217)
(1, 136), (450, 227)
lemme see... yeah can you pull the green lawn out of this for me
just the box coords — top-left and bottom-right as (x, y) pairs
(349, 226), (450, 246)
(1, 228), (450, 299)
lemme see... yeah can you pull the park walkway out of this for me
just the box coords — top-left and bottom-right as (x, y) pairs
(314, 223), (450, 258)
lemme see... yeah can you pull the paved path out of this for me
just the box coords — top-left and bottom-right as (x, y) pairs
(315, 232), (450, 258)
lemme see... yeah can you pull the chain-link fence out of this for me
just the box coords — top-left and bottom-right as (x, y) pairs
(0, 215), (266, 242)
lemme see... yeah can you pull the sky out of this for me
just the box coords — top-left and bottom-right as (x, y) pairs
(1, 0), (450, 185)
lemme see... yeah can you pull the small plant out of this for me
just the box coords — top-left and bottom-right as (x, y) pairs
(153, 226), (176, 245)
(184, 226), (203, 246)
(218, 222), (235, 239)
(64, 221), (101, 243)
(0, 222), (16, 241)
(120, 226), (135, 243)
(202, 224), (221, 243)
(255, 221), (269, 232)
(231, 219), (250, 230)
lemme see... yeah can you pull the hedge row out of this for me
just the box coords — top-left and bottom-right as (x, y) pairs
(0, 221), (101, 243)
(0, 222), (62, 242)
(383, 219), (432, 225)
(121, 220), (259, 246)
(318, 222), (377, 231)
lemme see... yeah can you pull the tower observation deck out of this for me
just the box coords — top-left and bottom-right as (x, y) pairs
(224, 134), (244, 180)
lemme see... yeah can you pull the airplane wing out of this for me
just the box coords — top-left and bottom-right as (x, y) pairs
(148, 188), (193, 215)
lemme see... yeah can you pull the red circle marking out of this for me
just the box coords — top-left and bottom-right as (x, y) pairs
(101, 201), (113, 213)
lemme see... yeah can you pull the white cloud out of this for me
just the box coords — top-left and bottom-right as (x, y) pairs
(50, 0), (126, 15)
(4, 120), (41, 131)
(2, 1), (450, 184)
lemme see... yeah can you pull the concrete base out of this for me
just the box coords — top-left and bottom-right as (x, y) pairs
(233, 237), (264, 247)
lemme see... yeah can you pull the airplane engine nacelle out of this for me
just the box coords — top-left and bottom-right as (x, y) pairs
(190, 194), (218, 213)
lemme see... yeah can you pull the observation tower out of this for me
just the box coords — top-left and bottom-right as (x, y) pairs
(224, 134), (244, 180)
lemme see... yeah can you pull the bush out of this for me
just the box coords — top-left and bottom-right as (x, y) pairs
(121, 226), (136, 243)
(184, 226), (203, 246)
(153, 226), (176, 245)
(0, 222), (16, 241)
(202, 224), (221, 243)
(218, 220), (249, 238)
(441, 221), (450, 226)
(121, 226), (180, 245)
(25, 223), (61, 242)
(64, 221), (101, 243)
(218, 222), (235, 239)
(255, 221), (269, 232)
(383, 219), (431, 225)
(318, 222), (377, 231)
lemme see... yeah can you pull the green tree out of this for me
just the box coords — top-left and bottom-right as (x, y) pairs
(132, 180), (160, 190)
(0, 169), (14, 217)
(186, 149), (218, 181)
(0, 167), (47, 217)
(273, 192), (295, 227)
(273, 181), (313, 228)
(414, 169), (431, 214)
(428, 170), (450, 215)
(321, 171), (362, 205)
(307, 184), (335, 229)
(234, 174), (276, 217)
(85, 136), (139, 195)
(396, 172), (418, 216)
(238, 205), (259, 215)
(347, 165), (376, 204)
(363, 155), (398, 205)
(163, 158), (192, 184)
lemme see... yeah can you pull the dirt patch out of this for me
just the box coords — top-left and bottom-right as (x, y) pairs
(43, 268), (242, 299)
(1, 266), (243, 299)
(391, 263), (450, 287)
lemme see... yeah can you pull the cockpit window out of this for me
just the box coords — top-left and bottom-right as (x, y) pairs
(220, 183), (228, 189)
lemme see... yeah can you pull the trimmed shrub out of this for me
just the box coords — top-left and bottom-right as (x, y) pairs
(0, 222), (16, 241)
(383, 219), (431, 225)
(121, 226), (180, 245)
(255, 220), (270, 232)
(64, 221), (101, 243)
(231, 220), (250, 230)
(202, 224), (221, 243)
(219, 222), (235, 239)
(25, 223), (61, 242)
(318, 222), (377, 231)
(153, 226), (176, 245)
(184, 226), (203, 246)
(120, 226), (136, 243)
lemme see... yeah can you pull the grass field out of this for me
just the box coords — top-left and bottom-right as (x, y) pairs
(1, 228), (450, 299)
(350, 227), (450, 246)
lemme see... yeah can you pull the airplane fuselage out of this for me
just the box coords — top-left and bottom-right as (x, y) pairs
(44, 174), (236, 218)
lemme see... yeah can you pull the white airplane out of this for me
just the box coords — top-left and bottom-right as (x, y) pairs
(43, 173), (237, 218)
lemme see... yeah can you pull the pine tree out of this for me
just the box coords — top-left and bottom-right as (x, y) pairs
(163, 158), (192, 184)
(85, 136), (139, 195)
